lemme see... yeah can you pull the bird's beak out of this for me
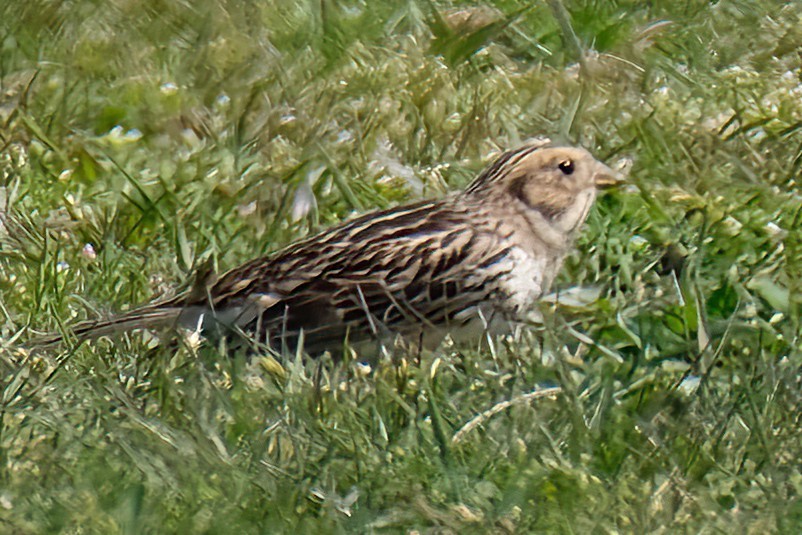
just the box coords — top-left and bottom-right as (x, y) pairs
(594, 163), (624, 190)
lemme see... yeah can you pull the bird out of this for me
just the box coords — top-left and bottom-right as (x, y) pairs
(38, 140), (621, 358)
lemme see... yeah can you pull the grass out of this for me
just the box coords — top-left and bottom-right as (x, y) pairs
(2, 0), (802, 532)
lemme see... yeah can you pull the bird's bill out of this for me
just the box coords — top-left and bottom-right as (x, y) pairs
(594, 163), (625, 189)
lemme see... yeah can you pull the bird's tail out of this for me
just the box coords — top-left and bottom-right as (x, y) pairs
(29, 303), (185, 352)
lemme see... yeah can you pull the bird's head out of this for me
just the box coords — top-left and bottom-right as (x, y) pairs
(464, 142), (621, 233)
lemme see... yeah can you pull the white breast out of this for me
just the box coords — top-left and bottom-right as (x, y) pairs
(496, 245), (548, 314)
(446, 245), (550, 346)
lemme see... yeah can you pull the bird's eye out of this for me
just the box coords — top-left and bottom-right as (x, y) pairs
(558, 160), (574, 175)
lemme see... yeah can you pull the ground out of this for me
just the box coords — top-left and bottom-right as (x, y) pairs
(1, 0), (802, 532)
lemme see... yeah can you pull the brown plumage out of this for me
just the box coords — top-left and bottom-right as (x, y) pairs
(42, 140), (621, 357)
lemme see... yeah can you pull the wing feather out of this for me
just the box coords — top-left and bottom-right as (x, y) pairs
(198, 200), (512, 355)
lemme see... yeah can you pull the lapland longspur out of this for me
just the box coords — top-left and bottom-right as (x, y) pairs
(43, 140), (621, 356)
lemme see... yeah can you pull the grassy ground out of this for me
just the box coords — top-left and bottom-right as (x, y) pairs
(2, 0), (802, 532)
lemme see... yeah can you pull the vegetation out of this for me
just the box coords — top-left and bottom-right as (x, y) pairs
(2, 0), (802, 531)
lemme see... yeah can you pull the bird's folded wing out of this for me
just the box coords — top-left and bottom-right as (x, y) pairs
(200, 224), (514, 354)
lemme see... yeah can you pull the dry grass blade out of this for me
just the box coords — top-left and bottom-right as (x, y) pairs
(452, 386), (563, 445)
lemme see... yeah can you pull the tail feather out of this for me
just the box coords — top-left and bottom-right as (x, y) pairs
(30, 305), (184, 351)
